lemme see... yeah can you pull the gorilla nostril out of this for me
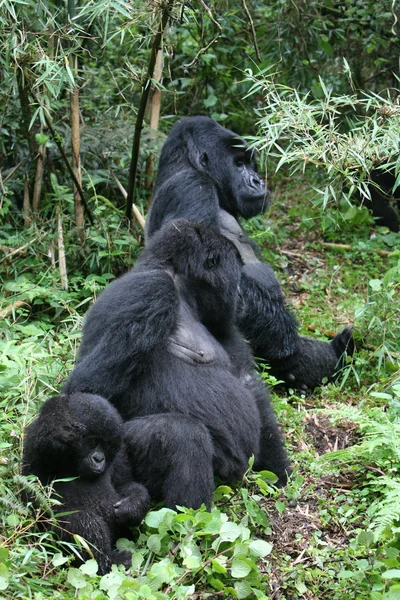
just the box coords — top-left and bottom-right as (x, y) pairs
(252, 176), (264, 188)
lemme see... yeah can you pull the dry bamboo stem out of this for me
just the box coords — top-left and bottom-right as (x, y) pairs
(57, 211), (68, 290)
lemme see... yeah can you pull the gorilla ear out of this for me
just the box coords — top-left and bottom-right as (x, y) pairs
(199, 153), (208, 167)
(186, 132), (209, 172)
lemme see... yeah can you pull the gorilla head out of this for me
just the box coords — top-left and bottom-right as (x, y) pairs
(155, 116), (269, 220)
(23, 393), (123, 483)
(22, 392), (150, 575)
(139, 220), (243, 326)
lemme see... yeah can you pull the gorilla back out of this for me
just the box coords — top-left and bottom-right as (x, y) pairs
(65, 221), (290, 509)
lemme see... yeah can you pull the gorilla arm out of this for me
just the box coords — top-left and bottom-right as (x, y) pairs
(238, 262), (354, 391)
(64, 271), (180, 398)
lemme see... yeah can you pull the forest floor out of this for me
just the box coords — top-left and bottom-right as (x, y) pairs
(1, 175), (399, 599)
(247, 177), (400, 599)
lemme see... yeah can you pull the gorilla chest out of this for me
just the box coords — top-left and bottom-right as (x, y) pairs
(167, 299), (231, 367)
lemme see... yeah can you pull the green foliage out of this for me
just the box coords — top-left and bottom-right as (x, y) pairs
(355, 261), (400, 368)
(246, 72), (400, 229)
(320, 384), (400, 541)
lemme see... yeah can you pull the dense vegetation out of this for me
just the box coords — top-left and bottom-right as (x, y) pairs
(1, 1), (399, 598)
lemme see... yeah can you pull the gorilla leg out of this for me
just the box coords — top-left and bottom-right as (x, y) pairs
(60, 511), (131, 575)
(122, 414), (215, 510)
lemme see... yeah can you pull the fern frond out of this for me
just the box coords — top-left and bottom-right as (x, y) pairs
(13, 474), (55, 518)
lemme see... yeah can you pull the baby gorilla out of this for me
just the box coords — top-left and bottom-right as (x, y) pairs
(22, 392), (150, 575)
(65, 221), (291, 510)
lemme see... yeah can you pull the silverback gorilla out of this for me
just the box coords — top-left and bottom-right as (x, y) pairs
(145, 116), (354, 391)
(65, 221), (291, 510)
(23, 393), (150, 574)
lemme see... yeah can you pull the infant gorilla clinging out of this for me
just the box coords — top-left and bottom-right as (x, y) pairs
(23, 392), (150, 574)
(65, 221), (291, 510)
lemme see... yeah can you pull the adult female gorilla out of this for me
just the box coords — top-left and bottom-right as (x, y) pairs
(145, 116), (354, 392)
(65, 221), (291, 510)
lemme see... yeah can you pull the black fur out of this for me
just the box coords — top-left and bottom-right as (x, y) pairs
(65, 221), (291, 510)
(360, 168), (400, 232)
(22, 393), (150, 574)
(145, 116), (354, 390)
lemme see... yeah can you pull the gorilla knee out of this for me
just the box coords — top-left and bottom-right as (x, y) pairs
(123, 414), (215, 510)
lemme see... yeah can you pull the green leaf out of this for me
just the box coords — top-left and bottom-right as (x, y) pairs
(235, 580), (253, 599)
(6, 514), (19, 526)
(52, 553), (69, 567)
(99, 568), (126, 592)
(385, 587), (400, 600)
(0, 564), (10, 591)
(369, 279), (383, 291)
(220, 521), (242, 542)
(130, 552), (145, 572)
(248, 539), (273, 557)
(231, 557), (253, 578)
(211, 558), (227, 575)
(382, 570), (400, 580)
(208, 577), (225, 591)
(147, 534), (162, 554)
(357, 530), (374, 547)
(35, 133), (50, 145)
(80, 559), (99, 576)
(145, 508), (176, 529)
(181, 543), (202, 569)
(204, 95), (218, 108)
(67, 567), (87, 589)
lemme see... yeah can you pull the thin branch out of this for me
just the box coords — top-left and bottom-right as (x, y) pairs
(28, 90), (94, 225)
(126, 0), (174, 220)
(320, 241), (391, 257)
(111, 171), (146, 230)
(41, 107), (95, 226)
(241, 0), (261, 63)
(0, 301), (30, 320)
(183, 0), (222, 70)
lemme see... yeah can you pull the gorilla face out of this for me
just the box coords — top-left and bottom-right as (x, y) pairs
(194, 123), (270, 219)
(227, 143), (269, 219)
(78, 443), (107, 478)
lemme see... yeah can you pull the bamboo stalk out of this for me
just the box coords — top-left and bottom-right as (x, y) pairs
(32, 144), (45, 212)
(70, 58), (84, 242)
(126, 0), (174, 220)
(57, 211), (68, 290)
(23, 174), (32, 227)
(145, 48), (164, 193)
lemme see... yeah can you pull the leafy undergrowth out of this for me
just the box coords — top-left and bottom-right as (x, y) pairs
(1, 182), (400, 599)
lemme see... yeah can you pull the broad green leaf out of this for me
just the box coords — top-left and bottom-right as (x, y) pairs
(80, 559), (98, 576)
(382, 570), (400, 580)
(67, 567), (87, 589)
(231, 557), (253, 578)
(0, 564), (10, 591)
(235, 580), (253, 599)
(248, 539), (273, 557)
(147, 534), (162, 554)
(220, 521), (241, 542)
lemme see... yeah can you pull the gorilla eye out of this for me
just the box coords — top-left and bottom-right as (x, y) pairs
(204, 254), (220, 269)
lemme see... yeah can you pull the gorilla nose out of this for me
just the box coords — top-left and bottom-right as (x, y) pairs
(93, 452), (105, 464)
(251, 175), (264, 190)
